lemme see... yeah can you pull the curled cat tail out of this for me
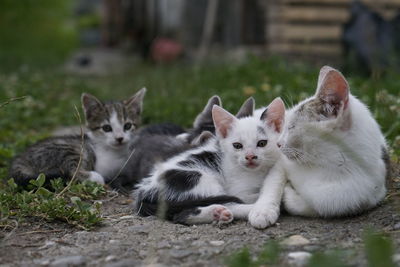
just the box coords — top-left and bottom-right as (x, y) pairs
(134, 189), (243, 223)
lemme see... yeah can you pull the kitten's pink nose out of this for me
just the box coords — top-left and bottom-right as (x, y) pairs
(116, 137), (124, 144)
(245, 154), (258, 161)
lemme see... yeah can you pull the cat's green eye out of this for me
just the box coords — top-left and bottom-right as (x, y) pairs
(232, 142), (243, 149)
(124, 123), (133, 131)
(102, 125), (112, 132)
(257, 140), (268, 147)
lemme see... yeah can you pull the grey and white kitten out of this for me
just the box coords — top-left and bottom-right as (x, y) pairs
(134, 97), (285, 226)
(9, 88), (146, 186)
(111, 95), (223, 193)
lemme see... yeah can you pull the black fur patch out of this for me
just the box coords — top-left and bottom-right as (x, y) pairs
(135, 193), (244, 222)
(173, 208), (201, 224)
(188, 151), (221, 171)
(178, 160), (197, 168)
(163, 169), (201, 191)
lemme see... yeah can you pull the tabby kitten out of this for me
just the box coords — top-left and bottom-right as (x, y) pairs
(10, 88), (146, 186)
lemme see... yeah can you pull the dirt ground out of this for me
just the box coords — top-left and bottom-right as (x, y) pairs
(1, 165), (399, 267)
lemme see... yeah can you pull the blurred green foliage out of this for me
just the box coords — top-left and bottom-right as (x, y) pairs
(0, 0), (77, 69)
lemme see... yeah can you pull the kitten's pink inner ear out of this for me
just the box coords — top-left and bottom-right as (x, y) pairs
(212, 105), (236, 138)
(317, 66), (335, 88)
(261, 97), (285, 133)
(317, 69), (349, 109)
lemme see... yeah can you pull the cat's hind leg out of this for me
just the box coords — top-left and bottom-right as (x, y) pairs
(173, 204), (233, 225)
(283, 183), (317, 217)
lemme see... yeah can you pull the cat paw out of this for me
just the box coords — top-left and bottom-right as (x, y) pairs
(248, 206), (279, 229)
(88, 171), (105, 185)
(211, 205), (233, 224)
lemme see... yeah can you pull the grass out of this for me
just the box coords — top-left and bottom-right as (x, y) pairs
(226, 230), (396, 267)
(0, 56), (399, 229)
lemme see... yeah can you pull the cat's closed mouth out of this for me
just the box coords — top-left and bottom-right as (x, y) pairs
(245, 162), (259, 168)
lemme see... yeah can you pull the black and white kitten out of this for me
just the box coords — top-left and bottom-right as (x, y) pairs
(9, 88), (146, 186)
(111, 95), (225, 192)
(134, 97), (285, 226)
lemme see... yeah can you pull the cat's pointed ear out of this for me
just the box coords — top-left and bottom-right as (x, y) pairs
(125, 87), (147, 115)
(316, 66), (349, 114)
(260, 97), (285, 133)
(193, 95), (222, 128)
(212, 105), (237, 138)
(236, 97), (255, 118)
(81, 93), (104, 121)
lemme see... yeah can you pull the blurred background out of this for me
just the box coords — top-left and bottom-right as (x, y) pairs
(0, 0), (399, 157)
(3, 0), (400, 73)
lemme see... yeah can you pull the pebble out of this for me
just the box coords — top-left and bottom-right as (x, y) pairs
(169, 249), (193, 259)
(119, 215), (135, 220)
(393, 253), (400, 263)
(105, 255), (117, 262)
(104, 259), (141, 267)
(287, 251), (312, 266)
(39, 241), (56, 250)
(393, 222), (400, 230)
(157, 241), (171, 249)
(126, 225), (150, 234)
(281, 235), (310, 246)
(50, 255), (86, 267)
(209, 240), (225, 246)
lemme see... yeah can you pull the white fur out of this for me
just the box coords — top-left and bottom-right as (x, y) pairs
(278, 70), (387, 217)
(88, 171), (105, 185)
(135, 106), (285, 228)
(87, 111), (135, 180)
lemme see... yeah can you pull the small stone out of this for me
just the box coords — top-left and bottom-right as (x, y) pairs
(209, 240), (225, 246)
(287, 251), (312, 266)
(105, 255), (117, 262)
(157, 240), (171, 249)
(126, 225), (149, 234)
(393, 253), (400, 263)
(109, 239), (119, 244)
(169, 249), (192, 259)
(50, 255), (86, 267)
(139, 250), (147, 258)
(393, 222), (400, 230)
(39, 241), (56, 250)
(281, 235), (310, 246)
(105, 259), (141, 267)
(119, 215), (135, 220)
(192, 240), (206, 247)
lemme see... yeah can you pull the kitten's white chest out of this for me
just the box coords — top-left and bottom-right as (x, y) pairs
(94, 146), (128, 179)
(224, 167), (266, 204)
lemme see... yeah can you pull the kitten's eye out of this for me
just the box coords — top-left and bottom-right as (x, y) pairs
(257, 140), (268, 147)
(288, 125), (295, 130)
(124, 122), (133, 131)
(102, 125), (112, 132)
(232, 142), (243, 149)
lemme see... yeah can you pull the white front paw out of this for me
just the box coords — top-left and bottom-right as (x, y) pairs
(88, 171), (105, 185)
(248, 206), (279, 229)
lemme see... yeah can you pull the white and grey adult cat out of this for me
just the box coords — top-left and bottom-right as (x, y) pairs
(278, 66), (389, 217)
(10, 88), (146, 186)
(134, 97), (286, 227)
